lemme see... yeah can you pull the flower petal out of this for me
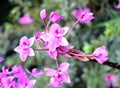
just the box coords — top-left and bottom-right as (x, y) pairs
(58, 62), (70, 72)
(20, 50), (28, 62)
(29, 37), (34, 47)
(62, 72), (71, 83)
(48, 50), (58, 59)
(44, 68), (57, 76)
(29, 48), (35, 56)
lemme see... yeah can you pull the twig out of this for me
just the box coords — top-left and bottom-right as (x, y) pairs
(67, 48), (120, 70)
(90, 60), (120, 70)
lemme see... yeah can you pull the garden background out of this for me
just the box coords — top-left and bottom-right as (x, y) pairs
(0, 0), (120, 88)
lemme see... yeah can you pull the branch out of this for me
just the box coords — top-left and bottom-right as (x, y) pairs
(67, 48), (120, 70)
(90, 60), (120, 70)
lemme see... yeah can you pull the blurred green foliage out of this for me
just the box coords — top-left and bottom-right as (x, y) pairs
(0, 0), (120, 88)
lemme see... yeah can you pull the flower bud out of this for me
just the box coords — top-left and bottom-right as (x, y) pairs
(49, 11), (63, 23)
(40, 9), (47, 20)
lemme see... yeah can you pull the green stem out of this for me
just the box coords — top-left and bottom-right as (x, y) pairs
(66, 19), (80, 39)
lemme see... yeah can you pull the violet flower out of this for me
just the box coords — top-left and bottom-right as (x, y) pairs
(34, 31), (45, 43)
(0, 65), (37, 88)
(14, 36), (35, 62)
(49, 11), (63, 23)
(45, 62), (71, 88)
(72, 7), (94, 24)
(19, 13), (34, 25)
(40, 23), (69, 59)
(92, 46), (108, 64)
(104, 73), (118, 88)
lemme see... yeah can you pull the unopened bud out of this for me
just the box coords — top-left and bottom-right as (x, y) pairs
(40, 9), (47, 20)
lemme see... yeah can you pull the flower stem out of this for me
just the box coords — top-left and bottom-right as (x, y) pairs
(55, 58), (59, 68)
(66, 19), (80, 39)
(42, 19), (47, 30)
(33, 48), (48, 51)
(90, 59), (120, 70)
(46, 20), (51, 33)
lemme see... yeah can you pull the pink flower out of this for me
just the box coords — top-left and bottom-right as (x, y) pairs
(92, 46), (108, 64)
(27, 68), (43, 77)
(49, 11), (63, 23)
(40, 23), (69, 59)
(12, 65), (29, 85)
(34, 31), (45, 43)
(104, 73), (118, 88)
(72, 7), (94, 24)
(115, 0), (120, 9)
(40, 9), (47, 20)
(0, 57), (4, 62)
(45, 62), (71, 87)
(49, 23), (69, 37)
(0, 65), (37, 88)
(14, 36), (35, 62)
(19, 13), (34, 25)
(1, 76), (14, 88)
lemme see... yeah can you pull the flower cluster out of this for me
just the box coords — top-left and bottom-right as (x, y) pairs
(45, 62), (71, 88)
(0, 65), (43, 88)
(12, 8), (110, 88)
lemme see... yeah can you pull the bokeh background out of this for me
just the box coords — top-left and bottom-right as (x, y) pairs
(0, 0), (120, 88)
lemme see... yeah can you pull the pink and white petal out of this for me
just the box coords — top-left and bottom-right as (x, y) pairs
(14, 46), (22, 53)
(62, 72), (71, 83)
(29, 48), (35, 56)
(29, 37), (35, 47)
(20, 51), (28, 62)
(93, 46), (108, 56)
(47, 37), (58, 51)
(50, 23), (60, 35)
(40, 33), (54, 42)
(49, 23), (60, 34)
(20, 36), (28, 45)
(44, 68), (57, 76)
(94, 56), (108, 64)
(48, 50), (58, 59)
(58, 62), (70, 72)
(2, 76), (14, 87)
(59, 37), (69, 46)
(61, 27), (69, 36)
(49, 77), (62, 87)
(27, 80), (36, 88)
